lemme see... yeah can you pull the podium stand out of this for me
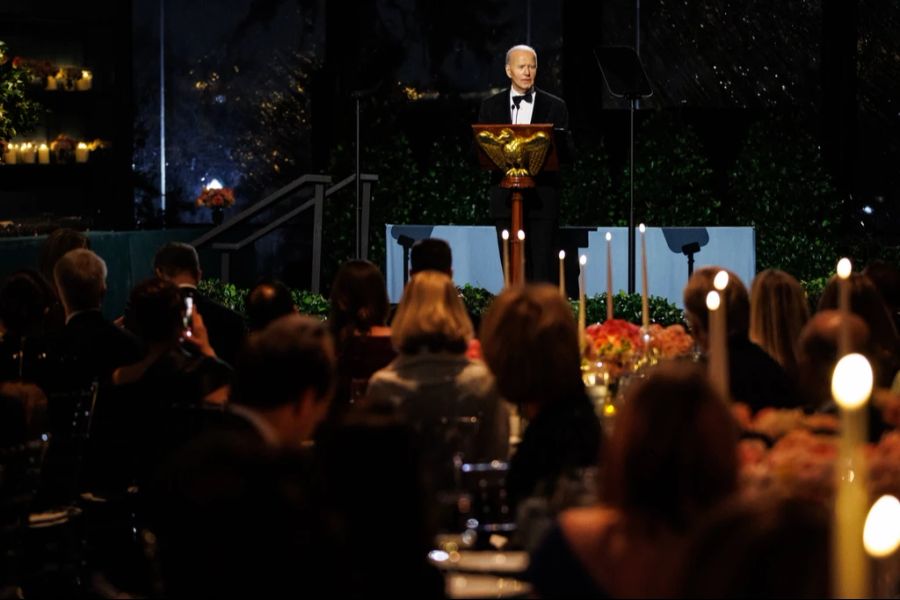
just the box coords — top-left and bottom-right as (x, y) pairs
(472, 124), (559, 286)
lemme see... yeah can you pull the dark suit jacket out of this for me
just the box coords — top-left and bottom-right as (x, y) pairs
(477, 87), (571, 220)
(180, 286), (247, 367)
(54, 310), (143, 388)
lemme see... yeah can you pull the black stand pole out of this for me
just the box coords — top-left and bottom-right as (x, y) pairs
(628, 97), (636, 293)
(593, 46), (652, 294)
(355, 97), (361, 259)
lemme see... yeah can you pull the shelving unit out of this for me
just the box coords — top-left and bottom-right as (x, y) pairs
(0, 0), (133, 229)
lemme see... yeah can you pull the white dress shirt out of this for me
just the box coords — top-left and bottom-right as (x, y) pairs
(509, 88), (536, 124)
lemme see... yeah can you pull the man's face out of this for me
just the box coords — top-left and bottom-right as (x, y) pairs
(505, 50), (537, 94)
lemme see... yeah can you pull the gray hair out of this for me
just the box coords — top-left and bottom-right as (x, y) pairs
(54, 248), (108, 312)
(505, 44), (537, 65)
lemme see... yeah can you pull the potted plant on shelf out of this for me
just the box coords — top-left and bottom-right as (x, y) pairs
(0, 41), (42, 146)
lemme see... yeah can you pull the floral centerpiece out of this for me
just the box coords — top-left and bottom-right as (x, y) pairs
(195, 179), (235, 224)
(584, 319), (643, 378)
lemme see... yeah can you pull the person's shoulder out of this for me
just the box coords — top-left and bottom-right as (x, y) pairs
(481, 88), (509, 104)
(536, 87), (567, 106)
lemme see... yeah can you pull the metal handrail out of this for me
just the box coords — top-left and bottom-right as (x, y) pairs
(191, 172), (378, 293)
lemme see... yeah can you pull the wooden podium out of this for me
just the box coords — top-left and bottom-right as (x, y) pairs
(472, 123), (559, 286)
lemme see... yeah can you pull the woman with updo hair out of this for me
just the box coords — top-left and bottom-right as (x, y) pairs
(328, 260), (396, 418)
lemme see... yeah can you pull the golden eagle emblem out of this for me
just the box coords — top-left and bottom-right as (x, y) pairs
(476, 128), (551, 178)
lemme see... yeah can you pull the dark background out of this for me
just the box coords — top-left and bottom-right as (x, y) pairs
(1, 0), (897, 289)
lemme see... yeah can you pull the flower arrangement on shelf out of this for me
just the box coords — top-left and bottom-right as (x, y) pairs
(195, 180), (236, 209)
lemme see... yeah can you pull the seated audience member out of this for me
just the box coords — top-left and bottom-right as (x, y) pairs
(750, 269), (809, 373)
(152, 242), (246, 365)
(0, 270), (57, 387)
(864, 260), (900, 333)
(228, 314), (335, 446)
(95, 279), (231, 493)
(52, 249), (142, 387)
(678, 497), (830, 598)
(684, 266), (797, 413)
(528, 362), (739, 598)
(328, 260), (396, 416)
(38, 227), (90, 332)
(410, 238), (453, 277)
(367, 271), (509, 486)
(818, 272), (900, 387)
(795, 310), (889, 441)
(245, 278), (296, 333)
(480, 284), (600, 515)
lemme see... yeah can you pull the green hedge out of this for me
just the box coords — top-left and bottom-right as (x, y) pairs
(199, 278), (685, 326)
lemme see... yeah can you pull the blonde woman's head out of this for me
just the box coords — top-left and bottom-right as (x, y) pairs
(391, 271), (473, 354)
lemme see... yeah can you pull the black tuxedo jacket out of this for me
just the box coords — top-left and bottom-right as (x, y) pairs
(55, 310), (143, 387)
(180, 287), (247, 367)
(477, 87), (571, 220)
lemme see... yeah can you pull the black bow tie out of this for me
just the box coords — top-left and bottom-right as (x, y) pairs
(511, 91), (533, 108)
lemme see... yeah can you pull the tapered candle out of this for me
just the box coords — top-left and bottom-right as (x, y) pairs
(831, 353), (872, 598)
(837, 258), (852, 356)
(517, 230), (526, 285)
(605, 232), (613, 321)
(501, 230), (510, 288)
(558, 250), (566, 297)
(639, 223), (649, 329)
(579, 254), (587, 350)
(706, 290), (729, 402)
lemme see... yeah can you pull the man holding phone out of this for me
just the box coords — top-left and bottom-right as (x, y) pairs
(152, 242), (247, 366)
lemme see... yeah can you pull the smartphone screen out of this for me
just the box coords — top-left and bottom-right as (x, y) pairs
(183, 296), (194, 337)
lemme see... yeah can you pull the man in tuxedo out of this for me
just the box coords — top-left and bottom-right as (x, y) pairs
(153, 242), (247, 366)
(152, 314), (336, 596)
(52, 248), (143, 387)
(478, 44), (570, 283)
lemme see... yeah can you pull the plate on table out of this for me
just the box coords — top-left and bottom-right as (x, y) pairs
(430, 550), (529, 574)
(446, 573), (531, 599)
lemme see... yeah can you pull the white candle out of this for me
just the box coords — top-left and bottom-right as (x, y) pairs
(3, 143), (17, 165)
(46, 75), (57, 91)
(517, 230), (525, 285)
(37, 143), (50, 165)
(558, 250), (566, 297)
(76, 70), (92, 91)
(75, 142), (90, 163)
(640, 223), (649, 329)
(706, 290), (729, 402)
(18, 143), (35, 164)
(837, 258), (852, 356)
(831, 353), (873, 598)
(579, 254), (588, 351)
(605, 232), (613, 321)
(501, 230), (510, 289)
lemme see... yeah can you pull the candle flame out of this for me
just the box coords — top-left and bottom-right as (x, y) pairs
(579, 254), (587, 266)
(639, 223), (646, 233)
(517, 230), (525, 241)
(81, 70), (92, 79)
(605, 232), (612, 242)
(558, 250), (566, 260)
(501, 229), (509, 240)
(832, 353), (873, 410)
(714, 270), (729, 291)
(76, 142), (88, 150)
(837, 258), (852, 279)
(38, 143), (48, 150)
(706, 291), (721, 311)
(864, 495), (900, 558)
